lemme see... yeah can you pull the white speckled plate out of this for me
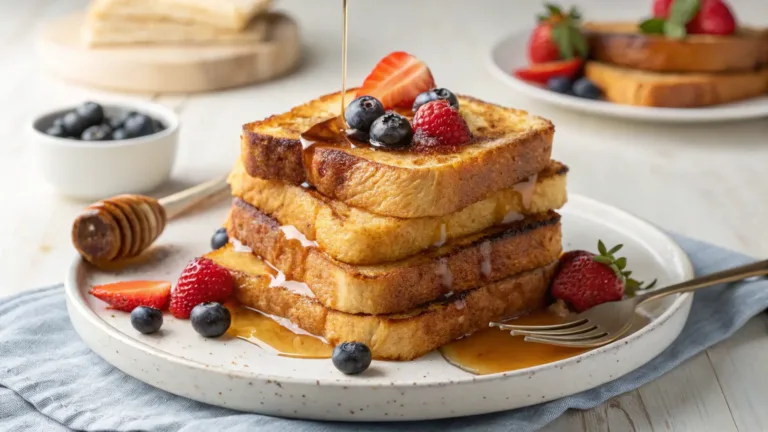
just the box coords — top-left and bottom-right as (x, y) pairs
(488, 30), (768, 123)
(65, 194), (693, 421)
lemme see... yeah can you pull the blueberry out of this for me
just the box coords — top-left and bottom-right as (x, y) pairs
(190, 302), (231, 338)
(572, 78), (603, 100)
(152, 118), (165, 133)
(111, 128), (130, 140)
(123, 113), (155, 138)
(130, 306), (163, 334)
(81, 124), (112, 141)
(369, 112), (413, 149)
(61, 111), (91, 136)
(45, 125), (68, 138)
(344, 96), (385, 132)
(547, 77), (573, 94)
(75, 101), (105, 128)
(413, 88), (459, 112)
(108, 111), (135, 129)
(211, 227), (228, 250)
(332, 342), (372, 375)
(52, 116), (66, 128)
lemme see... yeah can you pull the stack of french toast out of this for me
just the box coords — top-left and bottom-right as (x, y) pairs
(205, 53), (570, 361)
(582, 15), (768, 107)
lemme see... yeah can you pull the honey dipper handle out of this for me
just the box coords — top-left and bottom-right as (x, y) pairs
(159, 175), (229, 219)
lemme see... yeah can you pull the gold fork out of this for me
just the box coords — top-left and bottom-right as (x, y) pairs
(490, 259), (768, 348)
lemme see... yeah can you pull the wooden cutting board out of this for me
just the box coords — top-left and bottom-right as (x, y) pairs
(35, 12), (301, 94)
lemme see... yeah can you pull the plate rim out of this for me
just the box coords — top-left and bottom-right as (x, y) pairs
(486, 29), (768, 123)
(65, 193), (694, 388)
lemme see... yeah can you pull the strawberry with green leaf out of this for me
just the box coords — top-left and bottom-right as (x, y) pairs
(641, 0), (736, 39)
(528, 3), (589, 64)
(551, 240), (657, 312)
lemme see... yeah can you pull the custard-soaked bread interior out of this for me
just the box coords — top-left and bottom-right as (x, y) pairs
(227, 198), (562, 315)
(240, 90), (555, 218)
(228, 159), (567, 264)
(206, 245), (557, 361)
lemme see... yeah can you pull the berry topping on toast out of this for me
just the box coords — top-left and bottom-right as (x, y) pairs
(645, 0), (736, 38)
(357, 51), (435, 109)
(89, 280), (171, 312)
(529, 3), (588, 63)
(551, 241), (656, 312)
(170, 257), (234, 319)
(412, 100), (472, 153)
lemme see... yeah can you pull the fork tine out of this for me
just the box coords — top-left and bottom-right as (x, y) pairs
(522, 328), (608, 342)
(509, 323), (597, 337)
(490, 318), (588, 332)
(524, 332), (613, 348)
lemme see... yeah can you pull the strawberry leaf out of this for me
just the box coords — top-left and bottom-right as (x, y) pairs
(545, 3), (562, 15)
(608, 244), (623, 254)
(597, 240), (607, 256)
(570, 27), (589, 58)
(639, 18), (666, 34)
(593, 255), (613, 265)
(615, 257), (627, 270)
(568, 6), (581, 21)
(668, 0), (701, 26)
(664, 21), (687, 39)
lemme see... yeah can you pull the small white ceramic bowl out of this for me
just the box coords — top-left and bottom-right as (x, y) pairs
(28, 100), (179, 201)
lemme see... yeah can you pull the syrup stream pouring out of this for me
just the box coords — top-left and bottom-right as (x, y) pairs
(491, 258), (768, 348)
(71, 176), (229, 267)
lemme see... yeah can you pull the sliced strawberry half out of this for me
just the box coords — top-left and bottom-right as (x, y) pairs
(514, 58), (583, 85)
(357, 51), (435, 109)
(89, 280), (171, 312)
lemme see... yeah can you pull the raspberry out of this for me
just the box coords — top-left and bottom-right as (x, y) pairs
(411, 100), (471, 152)
(170, 257), (233, 319)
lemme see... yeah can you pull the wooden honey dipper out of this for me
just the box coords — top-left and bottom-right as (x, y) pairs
(72, 176), (229, 266)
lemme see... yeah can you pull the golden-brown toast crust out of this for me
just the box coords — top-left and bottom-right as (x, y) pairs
(241, 90), (555, 218)
(228, 159), (568, 264)
(207, 246), (557, 360)
(584, 22), (768, 73)
(585, 61), (768, 108)
(226, 198), (562, 314)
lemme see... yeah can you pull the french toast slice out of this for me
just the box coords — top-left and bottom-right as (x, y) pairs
(228, 159), (567, 264)
(88, 0), (271, 31)
(584, 22), (768, 73)
(227, 197), (562, 314)
(240, 90), (554, 218)
(82, 13), (269, 46)
(585, 62), (768, 108)
(206, 245), (556, 360)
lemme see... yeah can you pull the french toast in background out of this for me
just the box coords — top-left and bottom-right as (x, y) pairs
(514, 0), (768, 108)
(82, 0), (272, 46)
(240, 90), (555, 218)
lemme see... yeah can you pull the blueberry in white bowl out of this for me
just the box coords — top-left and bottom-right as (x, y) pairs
(547, 77), (573, 95)
(28, 100), (179, 200)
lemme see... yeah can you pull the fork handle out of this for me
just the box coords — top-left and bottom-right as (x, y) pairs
(635, 259), (768, 305)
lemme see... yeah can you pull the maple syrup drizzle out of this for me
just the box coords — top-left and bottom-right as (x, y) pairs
(340, 0), (348, 122)
(226, 302), (333, 359)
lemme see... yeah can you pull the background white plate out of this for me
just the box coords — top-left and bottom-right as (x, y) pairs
(488, 30), (768, 123)
(66, 194), (694, 421)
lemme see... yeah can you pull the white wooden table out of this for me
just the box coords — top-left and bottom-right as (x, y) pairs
(2, 0), (767, 430)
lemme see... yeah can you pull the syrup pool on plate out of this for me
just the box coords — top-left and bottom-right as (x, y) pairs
(226, 302), (333, 359)
(440, 309), (651, 375)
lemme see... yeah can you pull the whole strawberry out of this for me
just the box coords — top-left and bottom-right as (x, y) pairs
(411, 100), (471, 153)
(551, 241), (655, 312)
(687, 0), (736, 35)
(170, 257), (233, 319)
(528, 3), (588, 64)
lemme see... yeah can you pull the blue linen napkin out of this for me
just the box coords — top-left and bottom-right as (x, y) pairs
(2, 235), (767, 432)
